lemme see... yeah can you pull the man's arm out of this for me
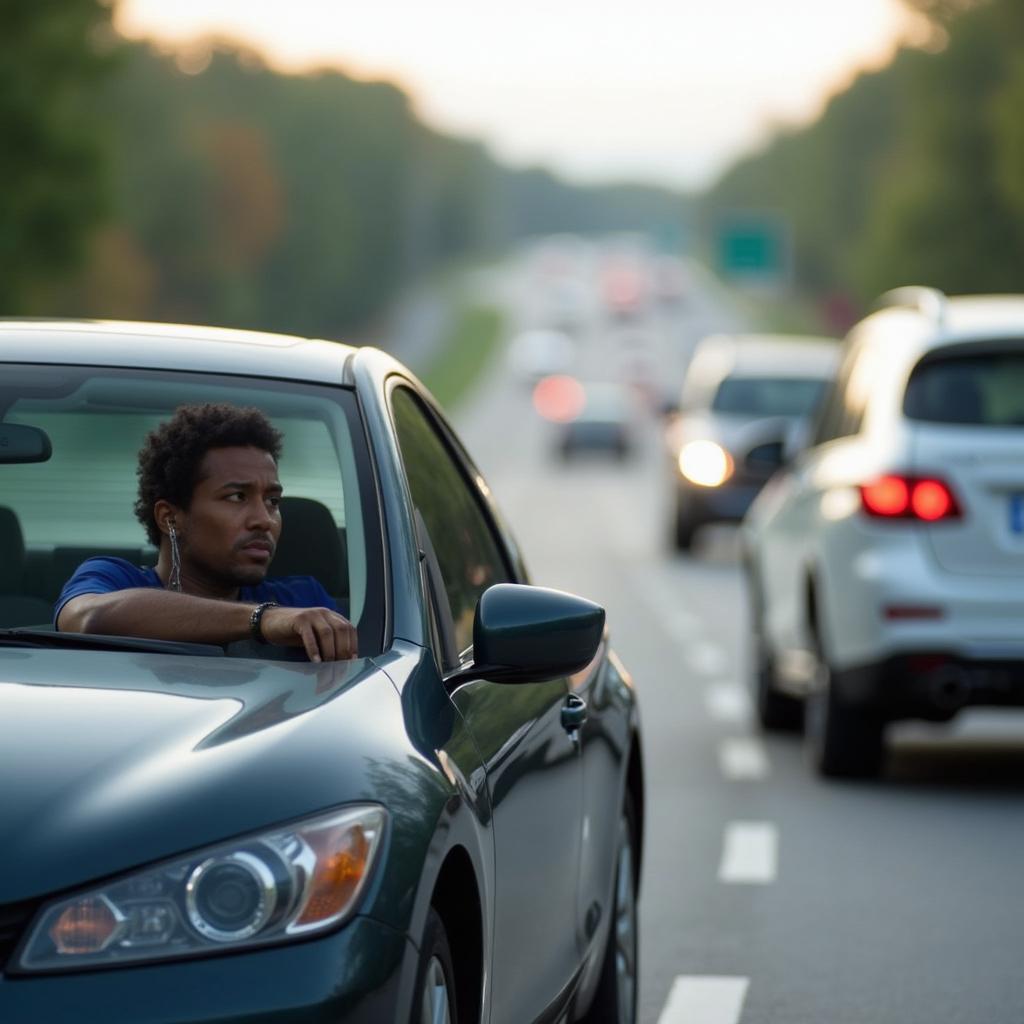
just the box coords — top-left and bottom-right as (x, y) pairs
(58, 590), (357, 662)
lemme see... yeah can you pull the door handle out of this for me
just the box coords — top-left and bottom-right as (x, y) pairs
(561, 693), (588, 732)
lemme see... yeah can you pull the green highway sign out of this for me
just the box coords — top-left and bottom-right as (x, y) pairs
(716, 213), (790, 285)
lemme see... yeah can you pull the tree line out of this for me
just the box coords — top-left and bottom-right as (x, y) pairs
(702, 0), (1024, 319)
(2, 3), (686, 336)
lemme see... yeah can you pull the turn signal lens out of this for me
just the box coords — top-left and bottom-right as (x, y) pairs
(860, 475), (960, 522)
(679, 440), (734, 487)
(294, 821), (372, 928)
(49, 896), (123, 954)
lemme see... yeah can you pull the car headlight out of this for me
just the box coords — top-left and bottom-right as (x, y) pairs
(15, 805), (386, 972)
(678, 440), (734, 487)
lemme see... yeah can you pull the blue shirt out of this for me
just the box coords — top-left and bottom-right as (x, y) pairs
(55, 557), (337, 627)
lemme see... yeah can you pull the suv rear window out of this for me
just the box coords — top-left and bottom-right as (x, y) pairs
(903, 349), (1024, 426)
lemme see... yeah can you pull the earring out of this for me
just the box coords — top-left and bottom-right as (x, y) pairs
(168, 521), (183, 593)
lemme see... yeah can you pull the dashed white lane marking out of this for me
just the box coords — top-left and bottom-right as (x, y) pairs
(704, 682), (752, 725)
(630, 568), (700, 642)
(718, 822), (778, 884)
(657, 976), (751, 1024)
(688, 641), (728, 676)
(718, 737), (770, 780)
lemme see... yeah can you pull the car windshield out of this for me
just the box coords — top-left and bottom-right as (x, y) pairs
(903, 348), (1024, 426)
(711, 376), (828, 417)
(0, 365), (378, 647)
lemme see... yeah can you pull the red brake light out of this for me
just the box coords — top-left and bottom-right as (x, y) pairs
(860, 475), (960, 522)
(910, 480), (955, 521)
(861, 476), (910, 517)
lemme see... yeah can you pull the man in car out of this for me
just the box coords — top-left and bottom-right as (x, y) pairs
(56, 403), (357, 662)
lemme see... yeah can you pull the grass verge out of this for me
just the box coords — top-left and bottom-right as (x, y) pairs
(420, 304), (505, 412)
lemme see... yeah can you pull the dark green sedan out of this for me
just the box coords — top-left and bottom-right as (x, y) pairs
(0, 321), (645, 1024)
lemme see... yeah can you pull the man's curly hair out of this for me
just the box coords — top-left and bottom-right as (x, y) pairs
(135, 404), (283, 546)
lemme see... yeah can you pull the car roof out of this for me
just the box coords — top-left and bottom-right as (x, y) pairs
(855, 293), (1024, 359)
(687, 333), (840, 384)
(0, 319), (358, 384)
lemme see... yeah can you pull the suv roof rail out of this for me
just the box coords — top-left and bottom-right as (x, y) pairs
(876, 286), (948, 327)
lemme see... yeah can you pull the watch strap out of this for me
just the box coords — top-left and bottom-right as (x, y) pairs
(249, 601), (279, 643)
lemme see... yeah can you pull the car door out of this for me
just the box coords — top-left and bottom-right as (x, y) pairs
(389, 384), (585, 1024)
(758, 341), (871, 671)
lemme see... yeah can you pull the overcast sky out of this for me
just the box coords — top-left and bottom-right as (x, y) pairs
(117, 0), (924, 190)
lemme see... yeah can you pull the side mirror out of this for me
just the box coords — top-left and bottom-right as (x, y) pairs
(450, 583), (605, 686)
(744, 439), (786, 476)
(0, 423), (52, 464)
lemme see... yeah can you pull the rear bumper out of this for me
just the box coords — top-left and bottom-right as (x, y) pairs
(834, 653), (1024, 721)
(0, 916), (414, 1024)
(822, 524), (1024, 671)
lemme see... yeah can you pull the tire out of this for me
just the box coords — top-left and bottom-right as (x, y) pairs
(411, 908), (458, 1024)
(578, 794), (639, 1024)
(746, 567), (803, 732)
(671, 506), (698, 552)
(805, 633), (885, 779)
(753, 635), (804, 733)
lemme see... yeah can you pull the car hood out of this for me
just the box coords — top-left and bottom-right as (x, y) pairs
(0, 647), (404, 903)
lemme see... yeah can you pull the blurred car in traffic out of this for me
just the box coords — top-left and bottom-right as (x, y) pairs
(0, 320), (645, 1024)
(743, 288), (1024, 778)
(602, 264), (647, 321)
(534, 377), (637, 460)
(507, 327), (576, 385)
(652, 256), (691, 306)
(664, 333), (838, 550)
(557, 381), (638, 460)
(543, 277), (591, 334)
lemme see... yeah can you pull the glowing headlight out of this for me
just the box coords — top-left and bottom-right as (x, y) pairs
(16, 805), (385, 973)
(678, 440), (734, 487)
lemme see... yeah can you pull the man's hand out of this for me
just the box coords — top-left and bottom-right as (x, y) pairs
(259, 606), (358, 663)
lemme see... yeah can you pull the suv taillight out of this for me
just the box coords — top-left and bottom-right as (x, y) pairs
(860, 475), (962, 522)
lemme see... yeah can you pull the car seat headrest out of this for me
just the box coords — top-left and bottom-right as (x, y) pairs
(271, 497), (346, 598)
(0, 506), (26, 593)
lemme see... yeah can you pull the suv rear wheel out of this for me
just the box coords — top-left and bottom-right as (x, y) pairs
(805, 639), (885, 778)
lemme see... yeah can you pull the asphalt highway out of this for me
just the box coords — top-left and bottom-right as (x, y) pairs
(453, 242), (1024, 1024)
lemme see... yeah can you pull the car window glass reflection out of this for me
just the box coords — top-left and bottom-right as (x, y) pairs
(390, 387), (511, 660)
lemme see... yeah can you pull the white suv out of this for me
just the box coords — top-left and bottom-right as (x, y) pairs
(742, 288), (1024, 777)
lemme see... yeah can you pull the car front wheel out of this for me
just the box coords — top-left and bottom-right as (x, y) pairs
(578, 794), (639, 1024)
(412, 908), (458, 1024)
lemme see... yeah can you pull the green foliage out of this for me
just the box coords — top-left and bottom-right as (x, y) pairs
(421, 305), (504, 412)
(0, 0), (116, 312)
(26, 36), (687, 337)
(703, 0), (1024, 313)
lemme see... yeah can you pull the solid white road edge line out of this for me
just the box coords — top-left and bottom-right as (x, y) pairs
(718, 822), (778, 884)
(657, 975), (751, 1024)
(719, 737), (770, 780)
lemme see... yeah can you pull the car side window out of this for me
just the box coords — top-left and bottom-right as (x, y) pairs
(810, 344), (869, 446)
(390, 386), (512, 662)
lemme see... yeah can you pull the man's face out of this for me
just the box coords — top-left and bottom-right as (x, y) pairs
(177, 446), (282, 590)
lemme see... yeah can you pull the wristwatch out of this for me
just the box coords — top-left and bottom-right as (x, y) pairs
(249, 601), (279, 643)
